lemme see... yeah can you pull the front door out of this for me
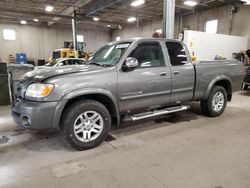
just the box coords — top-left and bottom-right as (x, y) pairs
(118, 42), (172, 113)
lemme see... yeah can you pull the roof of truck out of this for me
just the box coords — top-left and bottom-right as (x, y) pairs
(109, 38), (182, 45)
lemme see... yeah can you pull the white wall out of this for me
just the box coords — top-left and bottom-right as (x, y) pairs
(184, 30), (248, 61)
(0, 23), (111, 62)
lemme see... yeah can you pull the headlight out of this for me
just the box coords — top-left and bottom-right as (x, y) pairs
(25, 83), (54, 98)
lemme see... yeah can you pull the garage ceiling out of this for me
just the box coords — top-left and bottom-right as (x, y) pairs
(0, 0), (240, 29)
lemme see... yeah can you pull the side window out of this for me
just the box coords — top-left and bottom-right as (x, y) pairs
(166, 42), (187, 66)
(61, 60), (68, 65)
(75, 60), (84, 65)
(130, 42), (165, 68)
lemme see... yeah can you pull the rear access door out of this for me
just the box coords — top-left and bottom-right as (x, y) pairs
(165, 41), (195, 104)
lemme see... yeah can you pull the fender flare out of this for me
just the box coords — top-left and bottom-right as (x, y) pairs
(52, 88), (120, 129)
(203, 75), (232, 100)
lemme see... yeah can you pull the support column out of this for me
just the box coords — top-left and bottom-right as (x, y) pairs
(163, 0), (176, 39)
(72, 10), (77, 50)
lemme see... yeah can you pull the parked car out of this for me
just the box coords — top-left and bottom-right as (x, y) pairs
(242, 65), (250, 90)
(42, 58), (85, 68)
(11, 38), (244, 150)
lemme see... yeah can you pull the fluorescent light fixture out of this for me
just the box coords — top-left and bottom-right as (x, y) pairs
(205, 19), (218, 34)
(77, 35), (84, 42)
(45, 5), (54, 12)
(93, 17), (99, 21)
(3, 29), (16, 40)
(33, 18), (39, 22)
(107, 24), (111, 28)
(131, 0), (145, 7)
(20, 20), (27, 25)
(127, 16), (136, 23)
(184, 0), (198, 6)
(116, 36), (121, 41)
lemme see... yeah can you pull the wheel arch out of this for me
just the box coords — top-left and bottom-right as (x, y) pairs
(54, 89), (120, 129)
(204, 76), (232, 101)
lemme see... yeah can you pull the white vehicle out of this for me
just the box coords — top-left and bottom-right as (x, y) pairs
(45, 58), (85, 67)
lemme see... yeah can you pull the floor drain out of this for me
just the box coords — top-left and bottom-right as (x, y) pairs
(105, 134), (116, 142)
(0, 135), (9, 144)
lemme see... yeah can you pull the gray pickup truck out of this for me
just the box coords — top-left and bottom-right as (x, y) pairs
(11, 38), (244, 150)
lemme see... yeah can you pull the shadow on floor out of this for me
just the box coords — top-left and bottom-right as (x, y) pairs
(111, 105), (200, 137)
(1, 103), (202, 152)
(239, 90), (250, 96)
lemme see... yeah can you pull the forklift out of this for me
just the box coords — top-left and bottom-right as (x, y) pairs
(52, 41), (88, 60)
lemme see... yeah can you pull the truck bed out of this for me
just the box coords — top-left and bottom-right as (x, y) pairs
(193, 60), (244, 100)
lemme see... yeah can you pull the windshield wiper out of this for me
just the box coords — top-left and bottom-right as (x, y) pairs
(90, 62), (103, 66)
(89, 61), (113, 67)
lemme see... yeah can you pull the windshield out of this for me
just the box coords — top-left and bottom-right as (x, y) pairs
(87, 42), (131, 66)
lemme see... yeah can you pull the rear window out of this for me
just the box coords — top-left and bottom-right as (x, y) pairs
(166, 42), (187, 66)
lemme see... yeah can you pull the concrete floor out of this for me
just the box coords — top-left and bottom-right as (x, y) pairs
(0, 91), (250, 188)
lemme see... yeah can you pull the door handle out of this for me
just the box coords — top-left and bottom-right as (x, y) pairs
(160, 72), (167, 76)
(173, 71), (180, 75)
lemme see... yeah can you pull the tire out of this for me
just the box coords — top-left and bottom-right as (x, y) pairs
(61, 100), (111, 151)
(200, 86), (227, 117)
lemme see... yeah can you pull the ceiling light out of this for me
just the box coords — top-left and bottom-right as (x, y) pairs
(33, 18), (39, 22)
(20, 20), (27, 25)
(131, 0), (145, 7)
(107, 24), (111, 28)
(184, 0), (198, 6)
(93, 17), (99, 21)
(45, 5), (54, 12)
(127, 16), (136, 23)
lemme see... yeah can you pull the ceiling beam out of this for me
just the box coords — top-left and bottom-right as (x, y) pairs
(83, 0), (130, 16)
(0, 7), (73, 19)
(48, 0), (93, 26)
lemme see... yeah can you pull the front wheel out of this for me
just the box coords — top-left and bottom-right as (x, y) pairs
(61, 100), (111, 151)
(201, 86), (227, 117)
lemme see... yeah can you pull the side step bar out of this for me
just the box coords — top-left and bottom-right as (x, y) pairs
(125, 105), (190, 121)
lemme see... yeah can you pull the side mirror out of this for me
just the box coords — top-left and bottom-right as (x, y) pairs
(122, 57), (139, 71)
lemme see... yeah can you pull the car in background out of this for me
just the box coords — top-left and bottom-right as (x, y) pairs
(45, 58), (85, 67)
(242, 65), (250, 90)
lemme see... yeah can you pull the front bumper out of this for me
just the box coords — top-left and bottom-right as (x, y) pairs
(11, 99), (58, 129)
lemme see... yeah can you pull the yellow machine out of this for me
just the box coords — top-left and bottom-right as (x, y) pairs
(52, 48), (79, 60)
(52, 41), (92, 60)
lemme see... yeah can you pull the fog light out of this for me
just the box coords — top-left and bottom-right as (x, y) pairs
(21, 116), (31, 127)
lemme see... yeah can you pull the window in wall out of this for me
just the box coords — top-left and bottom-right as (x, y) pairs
(205, 20), (218, 34)
(116, 36), (121, 41)
(3, 29), (16, 40)
(77, 35), (84, 42)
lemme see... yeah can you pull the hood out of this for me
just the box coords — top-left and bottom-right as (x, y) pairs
(21, 65), (104, 83)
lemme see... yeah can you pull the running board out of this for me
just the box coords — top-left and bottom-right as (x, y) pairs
(124, 105), (190, 121)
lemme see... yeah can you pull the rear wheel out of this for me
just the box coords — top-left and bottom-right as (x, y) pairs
(61, 100), (111, 151)
(201, 86), (227, 117)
